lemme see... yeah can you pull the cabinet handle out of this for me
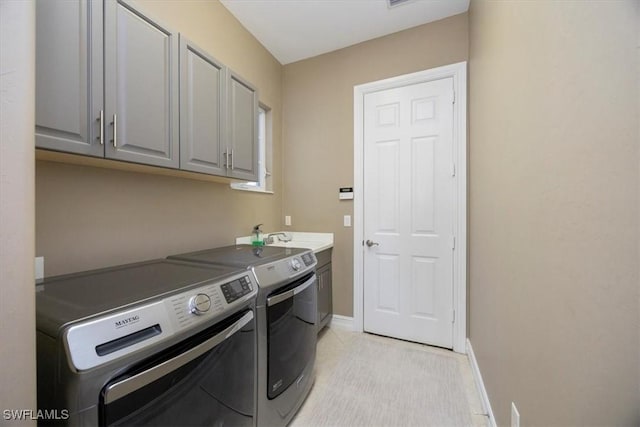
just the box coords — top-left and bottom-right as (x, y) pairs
(230, 149), (234, 170)
(97, 110), (104, 145)
(111, 114), (117, 148)
(223, 151), (228, 168)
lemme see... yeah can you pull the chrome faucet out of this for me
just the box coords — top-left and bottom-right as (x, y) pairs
(264, 232), (292, 244)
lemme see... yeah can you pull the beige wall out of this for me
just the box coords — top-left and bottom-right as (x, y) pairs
(36, 0), (283, 276)
(0, 0), (37, 423)
(282, 13), (469, 317)
(468, 1), (639, 426)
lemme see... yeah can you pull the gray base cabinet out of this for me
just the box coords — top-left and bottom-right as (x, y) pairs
(316, 249), (333, 333)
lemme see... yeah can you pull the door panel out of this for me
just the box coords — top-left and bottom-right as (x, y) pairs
(180, 38), (226, 175)
(35, 0), (103, 157)
(104, 0), (179, 168)
(411, 136), (436, 233)
(376, 255), (400, 313)
(410, 256), (435, 318)
(376, 140), (400, 232)
(363, 77), (454, 348)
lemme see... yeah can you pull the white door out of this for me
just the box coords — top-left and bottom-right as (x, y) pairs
(363, 77), (455, 348)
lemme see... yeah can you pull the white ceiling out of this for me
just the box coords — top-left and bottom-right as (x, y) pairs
(219, 0), (470, 65)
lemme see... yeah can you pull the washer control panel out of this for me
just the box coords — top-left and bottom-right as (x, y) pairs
(220, 275), (253, 303)
(189, 293), (212, 315)
(64, 271), (258, 372)
(167, 273), (256, 332)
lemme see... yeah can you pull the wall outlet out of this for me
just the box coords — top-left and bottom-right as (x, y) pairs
(285, 215), (291, 226)
(343, 215), (351, 227)
(35, 256), (44, 281)
(511, 402), (520, 427)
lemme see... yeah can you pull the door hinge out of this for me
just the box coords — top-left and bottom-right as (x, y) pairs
(451, 162), (456, 177)
(452, 90), (456, 104)
(452, 309), (456, 323)
(450, 235), (456, 250)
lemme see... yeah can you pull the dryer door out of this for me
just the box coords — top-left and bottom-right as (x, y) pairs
(266, 273), (317, 399)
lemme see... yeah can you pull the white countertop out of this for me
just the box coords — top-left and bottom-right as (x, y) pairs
(236, 231), (333, 253)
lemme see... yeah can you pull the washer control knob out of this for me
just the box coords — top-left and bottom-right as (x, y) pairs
(290, 258), (302, 271)
(189, 293), (211, 315)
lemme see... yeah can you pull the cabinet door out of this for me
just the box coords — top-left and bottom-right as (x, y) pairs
(179, 38), (226, 175)
(104, 0), (179, 168)
(35, 0), (103, 157)
(227, 71), (259, 181)
(317, 263), (333, 329)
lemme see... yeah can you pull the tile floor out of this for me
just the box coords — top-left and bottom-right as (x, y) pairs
(290, 326), (489, 427)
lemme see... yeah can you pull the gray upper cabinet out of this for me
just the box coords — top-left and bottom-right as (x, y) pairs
(179, 38), (226, 175)
(227, 72), (259, 181)
(180, 46), (259, 181)
(104, 0), (179, 168)
(36, 0), (178, 168)
(36, 0), (258, 180)
(35, 0), (103, 157)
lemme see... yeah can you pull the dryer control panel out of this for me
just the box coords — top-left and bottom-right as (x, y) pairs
(252, 250), (317, 289)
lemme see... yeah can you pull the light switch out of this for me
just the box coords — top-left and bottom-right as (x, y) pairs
(285, 216), (292, 226)
(344, 215), (351, 227)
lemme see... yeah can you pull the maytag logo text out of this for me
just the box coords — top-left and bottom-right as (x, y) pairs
(114, 315), (140, 329)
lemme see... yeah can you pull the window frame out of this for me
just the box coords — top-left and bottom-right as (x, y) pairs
(231, 104), (272, 193)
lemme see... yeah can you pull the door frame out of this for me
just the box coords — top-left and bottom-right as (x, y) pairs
(353, 62), (467, 353)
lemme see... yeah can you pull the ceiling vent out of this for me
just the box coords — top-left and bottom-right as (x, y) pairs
(388, 0), (414, 8)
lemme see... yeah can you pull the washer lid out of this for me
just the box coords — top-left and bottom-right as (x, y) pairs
(36, 259), (241, 336)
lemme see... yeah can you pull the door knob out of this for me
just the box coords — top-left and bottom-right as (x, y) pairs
(365, 240), (379, 247)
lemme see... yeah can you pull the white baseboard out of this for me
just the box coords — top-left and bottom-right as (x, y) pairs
(466, 339), (496, 427)
(329, 314), (354, 331)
